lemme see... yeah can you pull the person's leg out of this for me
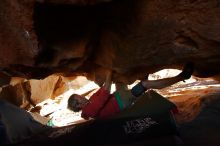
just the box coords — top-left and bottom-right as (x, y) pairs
(131, 62), (194, 97)
(142, 74), (183, 89)
(142, 62), (194, 89)
(131, 75), (183, 97)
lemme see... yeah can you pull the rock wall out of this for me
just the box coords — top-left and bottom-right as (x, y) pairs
(0, 75), (69, 109)
(0, 0), (38, 67)
(1, 0), (220, 84)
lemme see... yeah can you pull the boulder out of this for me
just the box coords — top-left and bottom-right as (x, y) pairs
(0, 81), (31, 108)
(0, 75), (69, 108)
(0, 0), (220, 84)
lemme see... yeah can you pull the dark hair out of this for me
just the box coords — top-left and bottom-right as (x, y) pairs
(68, 94), (82, 112)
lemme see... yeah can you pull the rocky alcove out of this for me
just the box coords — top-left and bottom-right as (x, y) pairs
(1, 0), (220, 146)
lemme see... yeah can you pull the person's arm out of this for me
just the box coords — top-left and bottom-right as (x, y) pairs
(103, 69), (112, 91)
(81, 69), (112, 119)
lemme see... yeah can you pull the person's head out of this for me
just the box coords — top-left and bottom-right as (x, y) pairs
(68, 94), (89, 112)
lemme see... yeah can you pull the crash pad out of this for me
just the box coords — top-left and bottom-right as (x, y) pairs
(15, 90), (180, 146)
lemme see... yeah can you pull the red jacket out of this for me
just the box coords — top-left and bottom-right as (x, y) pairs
(81, 88), (121, 119)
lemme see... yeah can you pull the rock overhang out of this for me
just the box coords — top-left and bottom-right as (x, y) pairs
(1, 0), (220, 84)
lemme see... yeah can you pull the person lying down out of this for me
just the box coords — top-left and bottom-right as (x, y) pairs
(68, 63), (194, 119)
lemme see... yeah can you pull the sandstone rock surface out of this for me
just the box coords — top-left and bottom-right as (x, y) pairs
(1, 0), (220, 84)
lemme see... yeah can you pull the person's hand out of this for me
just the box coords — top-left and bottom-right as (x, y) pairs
(178, 62), (194, 80)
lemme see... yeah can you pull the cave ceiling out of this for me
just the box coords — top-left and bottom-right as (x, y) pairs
(1, 0), (220, 84)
